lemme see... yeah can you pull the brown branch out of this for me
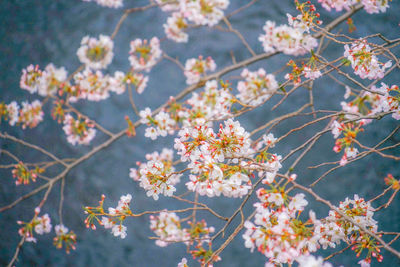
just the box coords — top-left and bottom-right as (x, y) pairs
(0, 132), (68, 167)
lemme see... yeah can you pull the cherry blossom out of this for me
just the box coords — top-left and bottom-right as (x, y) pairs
(39, 63), (68, 96)
(156, 0), (180, 12)
(184, 56), (216, 85)
(11, 162), (43, 185)
(177, 258), (188, 267)
(164, 12), (189, 43)
(129, 37), (162, 72)
(72, 68), (127, 101)
(149, 211), (217, 265)
(339, 146), (358, 166)
(130, 149), (181, 200)
(55, 224), (68, 236)
(181, 0), (229, 27)
(111, 224), (127, 239)
(344, 40), (392, 80)
(303, 66), (322, 80)
(314, 195), (382, 263)
(62, 114), (96, 145)
(296, 255), (333, 267)
(317, 0), (355, 12)
(149, 211), (188, 247)
(140, 108), (177, 140)
(54, 224), (77, 254)
(83, 0), (123, 8)
(318, 0), (389, 14)
(264, 133), (277, 148)
(20, 64), (42, 94)
(77, 35), (114, 69)
(288, 193), (308, 211)
(34, 214), (52, 235)
(6, 101), (19, 126)
(259, 20), (318, 56)
(6, 1), (400, 265)
(181, 79), (233, 125)
(287, 1), (322, 33)
(19, 100), (44, 129)
(19, 63), (68, 96)
(18, 212), (52, 243)
(242, 199), (314, 264)
(358, 259), (371, 267)
(173, 119), (269, 198)
(331, 120), (342, 139)
(362, 0), (389, 14)
(84, 194), (132, 239)
(236, 68), (278, 106)
(124, 71), (148, 94)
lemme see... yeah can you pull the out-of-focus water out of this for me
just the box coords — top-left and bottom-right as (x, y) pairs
(1, 0), (399, 266)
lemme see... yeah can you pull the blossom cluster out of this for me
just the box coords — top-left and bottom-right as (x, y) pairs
(344, 40), (392, 80)
(16, 208), (76, 253)
(331, 120), (363, 166)
(138, 70), (279, 142)
(174, 119), (276, 198)
(181, 0), (229, 27)
(303, 65), (322, 80)
(243, 189), (313, 265)
(384, 173), (400, 190)
(85, 0), (230, 35)
(77, 35), (114, 69)
(163, 12), (189, 43)
(65, 68), (147, 102)
(17, 209), (52, 243)
(71, 35), (148, 101)
(84, 194), (133, 239)
(149, 211), (188, 247)
(54, 224), (77, 254)
(12, 162), (44, 186)
(331, 83), (400, 165)
(284, 54), (322, 85)
(82, 0), (123, 8)
(160, 0), (229, 42)
(129, 149), (182, 200)
(20, 100), (44, 129)
(244, 183), (382, 266)
(139, 79), (235, 140)
(20, 64), (67, 96)
(71, 68), (122, 101)
(236, 68), (278, 106)
(9, 0), (398, 265)
(149, 211), (219, 265)
(12, 38), (150, 148)
(318, 0), (390, 14)
(315, 195), (382, 264)
(179, 80), (233, 125)
(184, 56), (216, 85)
(138, 84), (283, 200)
(62, 114), (97, 146)
(129, 37), (162, 72)
(139, 107), (176, 140)
(18, 54), (148, 107)
(0, 101), (19, 126)
(259, 15), (318, 56)
(295, 255), (333, 267)
(288, 0), (322, 33)
(0, 100), (43, 129)
(368, 83), (400, 120)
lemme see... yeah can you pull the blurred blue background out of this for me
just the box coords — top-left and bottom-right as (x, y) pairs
(1, 0), (399, 266)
